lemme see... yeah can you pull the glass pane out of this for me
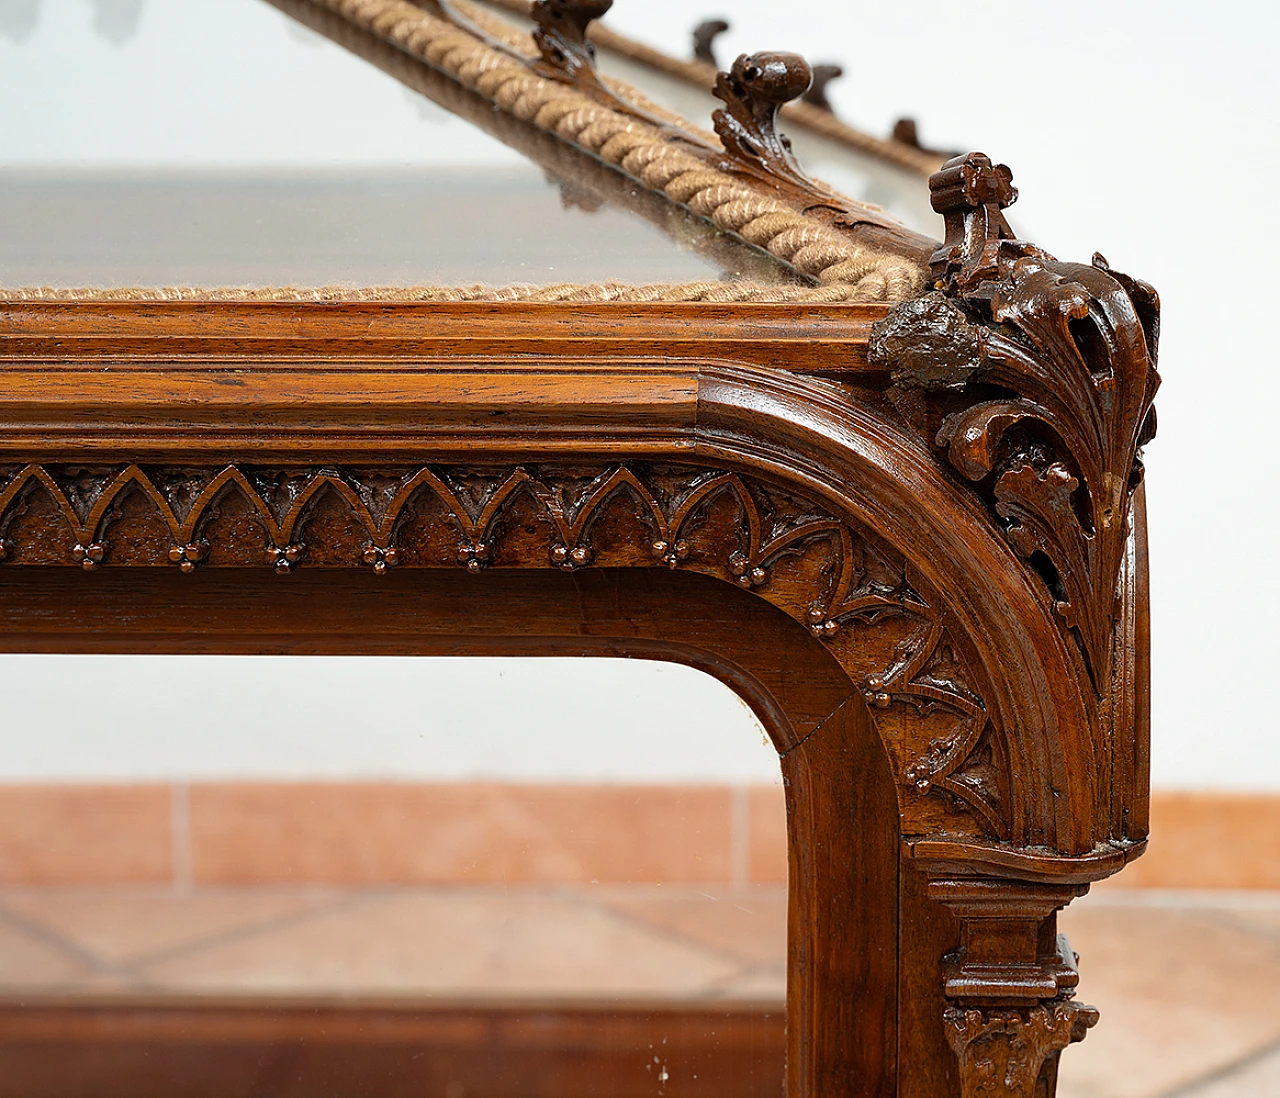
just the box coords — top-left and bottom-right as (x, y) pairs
(0, 0), (785, 287)
(0, 654), (787, 1095)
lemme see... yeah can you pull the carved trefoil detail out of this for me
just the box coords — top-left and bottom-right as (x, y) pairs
(870, 152), (1160, 688)
(0, 462), (921, 627)
(866, 620), (1005, 837)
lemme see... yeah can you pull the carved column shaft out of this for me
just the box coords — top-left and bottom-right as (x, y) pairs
(928, 878), (1098, 1098)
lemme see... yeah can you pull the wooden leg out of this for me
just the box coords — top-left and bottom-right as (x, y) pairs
(928, 879), (1098, 1098)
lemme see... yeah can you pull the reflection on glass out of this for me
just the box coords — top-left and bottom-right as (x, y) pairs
(0, 0), (784, 287)
(0, 655), (786, 1095)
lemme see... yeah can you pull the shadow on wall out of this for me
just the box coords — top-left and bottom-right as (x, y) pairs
(0, 0), (142, 44)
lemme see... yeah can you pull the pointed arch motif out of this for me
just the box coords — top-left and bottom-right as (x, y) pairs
(0, 457), (1006, 841)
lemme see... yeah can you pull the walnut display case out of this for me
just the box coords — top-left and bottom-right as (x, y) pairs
(0, 2), (1159, 1096)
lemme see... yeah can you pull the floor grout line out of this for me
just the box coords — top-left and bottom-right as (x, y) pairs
(0, 901), (119, 977)
(1154, 1035), (1280, 1098)
(123, 887), (386, 971)
(537, 886), (786, 979)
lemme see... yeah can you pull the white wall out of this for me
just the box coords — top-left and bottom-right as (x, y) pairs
(0, 0), (1275, 789)
(0, 656), (778, 784)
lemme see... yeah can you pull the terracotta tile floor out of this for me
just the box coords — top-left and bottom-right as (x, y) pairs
(1057, 890), (1280, 1098)
(0, 884), (1275, 1096)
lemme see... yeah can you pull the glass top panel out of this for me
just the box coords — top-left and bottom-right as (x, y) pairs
(467, 0), (937, 234)
(0, 0), (788, 288)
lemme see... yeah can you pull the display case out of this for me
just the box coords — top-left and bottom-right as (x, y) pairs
(0, 3), (1159, 1095)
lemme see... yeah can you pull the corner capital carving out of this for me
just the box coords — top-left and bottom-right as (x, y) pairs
(946, 1000), (1099, 1098)
(870, 152), (1160, 688)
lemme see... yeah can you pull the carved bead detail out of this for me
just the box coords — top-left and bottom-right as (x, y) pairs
(362, 545), (401, 576)
(727, 550), (767, 588)
(72, 543), (105, 571)
(651, 539), (691, 569)
(550, 543), (593, 570)
(268, 544), (306, 574)
(168, 543), (208, 573)
(863, 674), (894, 710)
(456, 543), (492, 574)
(806, 605), (841, 639)
(0, 540), (10, 563)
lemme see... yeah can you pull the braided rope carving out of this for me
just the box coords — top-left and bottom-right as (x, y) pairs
(0, 279), (907, 304)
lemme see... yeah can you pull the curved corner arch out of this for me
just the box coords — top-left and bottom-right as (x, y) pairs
(695, 362), (1101, 854)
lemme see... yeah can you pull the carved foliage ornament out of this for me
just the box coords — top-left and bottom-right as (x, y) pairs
(712, 51), (814, 186)
(530, 0), (612, 82)
(945, 1000), (1099, 1098)
(870, 153), (1160, 687)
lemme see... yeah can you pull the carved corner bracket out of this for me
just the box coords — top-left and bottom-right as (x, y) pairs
(869, 152), (1160, 688)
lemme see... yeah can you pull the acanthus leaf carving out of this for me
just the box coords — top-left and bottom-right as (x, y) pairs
(869, 152), (1160, 688)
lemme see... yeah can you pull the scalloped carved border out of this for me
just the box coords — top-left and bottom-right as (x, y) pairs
(0, 460), (1009, 838)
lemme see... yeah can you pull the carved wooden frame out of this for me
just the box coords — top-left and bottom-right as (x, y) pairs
(0, 57), (1165, 1088)
(0, 231), (1155, 1095)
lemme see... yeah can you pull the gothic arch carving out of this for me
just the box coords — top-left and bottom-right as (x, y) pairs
(0, 457), (1009, 842)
